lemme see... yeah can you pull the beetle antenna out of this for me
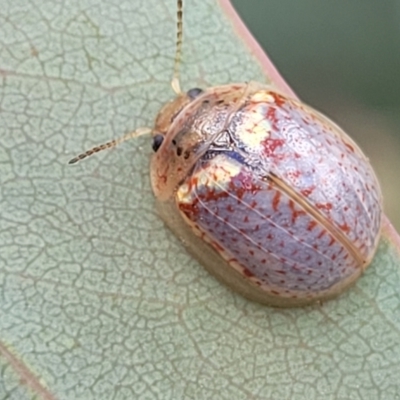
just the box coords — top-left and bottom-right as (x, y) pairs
(171, 0), (183, 95)
(68, 127), (151, 164)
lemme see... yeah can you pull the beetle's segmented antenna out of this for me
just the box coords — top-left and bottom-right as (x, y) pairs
(171, 0), (183, 95)
(68, 127), (151, 164)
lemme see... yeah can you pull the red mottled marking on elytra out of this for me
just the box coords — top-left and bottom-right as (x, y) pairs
(188, 176), (199, 191)
(262, 138), (285, 157)
(272, 191), (281, 212)
(288, 170), (301, 179)
(250, 200), (257, 208)
(307, 220), (317, 231)
(288, 200), (306, 223)
(269, 91), (286, 107)
(243, 215), (249, 223)
(265, 106), (279, 130)
(316, 202), (333, 212)
(344, 142), (355, 152)
(200, 187), (229, 203)
(301, 186), (315, 197)
(338, 223), (351, 234)
(277, 270), (286, 275)
(228, 172), (261, 201)
(328, 237), (335, 246)
(242, 268), (254, 278)
(227, 204), (234, 212)
(266, 106), (276, 118)
(179, 200), (199, 219)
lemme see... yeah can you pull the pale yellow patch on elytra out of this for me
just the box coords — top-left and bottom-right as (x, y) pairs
(176, 183), (192, 204)
(250, 90), (275, 103)
(237, 121), (271, 148)
(236, 99), (272, 149)
(176, 155), (241, 204)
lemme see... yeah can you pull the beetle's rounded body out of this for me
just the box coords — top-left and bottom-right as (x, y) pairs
(68, 1), (383, 307)
(150, 82), (382, 307)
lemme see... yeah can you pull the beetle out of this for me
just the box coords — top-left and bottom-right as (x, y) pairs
(69, 0), (382, 307)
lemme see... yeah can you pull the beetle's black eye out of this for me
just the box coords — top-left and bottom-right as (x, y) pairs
(187, 87), (203, 99)
(152, 134), (164, 152)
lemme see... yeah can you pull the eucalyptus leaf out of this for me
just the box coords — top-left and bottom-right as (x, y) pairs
(1, 0), (400, 399)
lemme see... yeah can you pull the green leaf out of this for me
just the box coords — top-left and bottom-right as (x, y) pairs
(1, 0), (400, 399)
